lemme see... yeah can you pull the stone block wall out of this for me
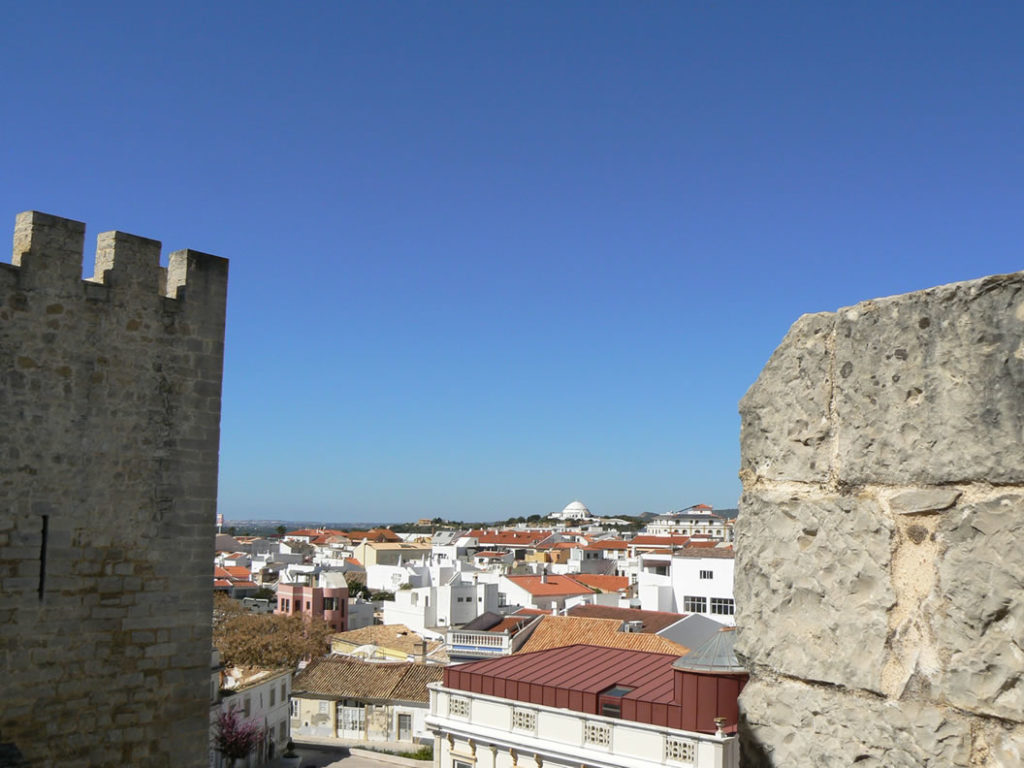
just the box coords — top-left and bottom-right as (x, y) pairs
(735, 272), (1024, 767)
(0, 212), (228, 767)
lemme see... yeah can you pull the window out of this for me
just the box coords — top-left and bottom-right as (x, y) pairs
(270, 687), (276, 707)
(243, 696), (251, 717)
(280, 683), (286, 703)
(290, 699), (299, 718)
(683, 596), (707, 613)
(699, 570), (713, 580)
(599, 684), (633, 719)
(318, 700), (329, 715)
(305, 601), (311, 610)
(323, 597), (337, 610)
(710, 597), (735, 615)
(454, 762), (473, 768)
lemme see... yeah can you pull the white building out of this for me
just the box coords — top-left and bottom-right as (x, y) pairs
(643, 504), (734, 541)
(550, 499), (593, 521)
(427, 642), (743, 768)
(383, 580), (499, 637)
(210, 659), (292, 768)
(291, 657), (443, 747)
(637, 548), (735, 626)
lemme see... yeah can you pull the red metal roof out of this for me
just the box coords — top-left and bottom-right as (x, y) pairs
(444, 642), (745, 734)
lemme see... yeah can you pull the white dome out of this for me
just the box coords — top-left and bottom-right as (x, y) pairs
(560, 500), (591, 518)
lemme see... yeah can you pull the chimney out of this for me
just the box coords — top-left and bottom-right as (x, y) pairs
(541, 566), (547, 584)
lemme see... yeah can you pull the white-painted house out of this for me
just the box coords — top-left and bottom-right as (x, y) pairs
(637, 548), (735, 626)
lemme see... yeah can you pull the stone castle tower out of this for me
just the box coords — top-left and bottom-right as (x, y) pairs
(0, 211), (228, 767)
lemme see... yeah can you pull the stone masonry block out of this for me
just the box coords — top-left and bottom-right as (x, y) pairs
(735, 490), (894, 692)
(932, 494), (1024, 722)
(740, 312), (834, 484)
(833, 272), (1024, 485)
(740, 677), (972, 768)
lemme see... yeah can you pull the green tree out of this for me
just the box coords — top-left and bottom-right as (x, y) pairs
(275, 525), (286, 537)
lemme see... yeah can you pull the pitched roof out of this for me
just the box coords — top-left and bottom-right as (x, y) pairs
(347, 528), (403, 543)
(467, 529), (552, 546)
(503, 574), (593, 598)
(331, 624), (442, 658)
(517, 615), (690, 656)
(294, 657), (442, 703)
(571, 574), (628, 593)
(566, 604), (686, 633)
(674, 545), (735, 559)
(585, 539), (629, 550)
(629, 535), (692, 547)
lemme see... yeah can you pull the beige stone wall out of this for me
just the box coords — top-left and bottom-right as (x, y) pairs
(0, 212), (228, 767)
(735, 272), (1024, 767)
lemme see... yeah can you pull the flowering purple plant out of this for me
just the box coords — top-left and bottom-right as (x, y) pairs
(214, 707), (265, 764)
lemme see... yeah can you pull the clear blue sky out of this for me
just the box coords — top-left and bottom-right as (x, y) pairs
(3, 2), (1021, 522)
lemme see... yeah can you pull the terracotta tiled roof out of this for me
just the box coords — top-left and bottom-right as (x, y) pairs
(347, 528), (402, 543)
(517, 616), (690, 656)
(674, 545), (734, 558)
(512, 607), (551, 616)
(222, 566), (251, 580)
(572, 574), (628, 593)
(629, 535), (692, 547)
(566, 605), (686, 633)
(345, 557), (363, 567)
(468, 529), (552, 546)
(475, 551), (509, 558)
(286, 528), (347, 538)
(585, 540), (629, 550)
(331, 624), (442, 658)
(293, 657), (443, 703)
(489, 616), (536, 633)
(504, 574), (594, 598)
(214, 579), (232, 588)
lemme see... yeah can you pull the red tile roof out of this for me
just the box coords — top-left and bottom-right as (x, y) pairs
(504, 574), (593, 598)
(630, 535), (692, 547)
(572, 574), (628, 593)
(586, 540), (629, 550)
(566, 604), (687, 633)
(468, 529), (552, 546)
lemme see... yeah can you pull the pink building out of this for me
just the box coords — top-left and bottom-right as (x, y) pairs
(276, 582), (348, 633)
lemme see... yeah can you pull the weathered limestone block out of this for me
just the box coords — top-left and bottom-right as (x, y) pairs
(739, 312), (834, 484)
(741, 678), (973, 767)
(889, 488), (961, 515)
(735, 490), (894, 692)
(932, 494), (1024, 722)
(833, 273), (1024, 485)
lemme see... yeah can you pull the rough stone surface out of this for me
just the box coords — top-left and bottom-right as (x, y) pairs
(740, 678), (972, 768)
(737, 271), (1024, 767)
(734, 490), (894, 692)
(833, 273), (1024, 485)
(739, 312), (834, 485)
(889, 488), (961, 515)
(933, 494), (1024, 722)
(0, 212), (228, 768)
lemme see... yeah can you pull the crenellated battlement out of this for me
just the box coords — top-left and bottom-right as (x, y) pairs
(9, 210), (228, 303)
(1, 209), (229, 768)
